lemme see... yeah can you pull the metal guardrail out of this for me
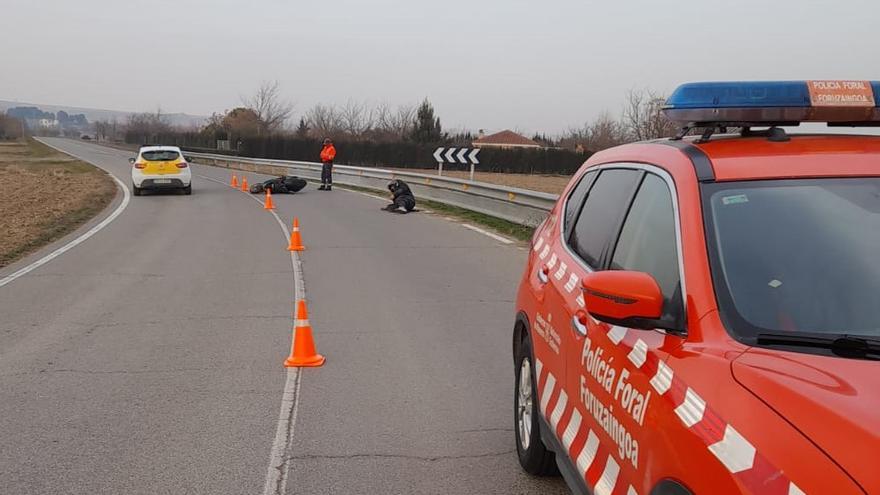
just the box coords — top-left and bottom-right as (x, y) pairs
(186, 152), (559, 227)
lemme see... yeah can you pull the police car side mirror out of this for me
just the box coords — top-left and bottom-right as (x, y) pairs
(128, 157), (136, 164)
(582, 271), (664, 330)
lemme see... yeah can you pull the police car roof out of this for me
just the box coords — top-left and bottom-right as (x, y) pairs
(691, 133), (880, 181)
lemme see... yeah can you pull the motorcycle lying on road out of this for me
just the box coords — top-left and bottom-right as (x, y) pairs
(249, 176), (308, 194)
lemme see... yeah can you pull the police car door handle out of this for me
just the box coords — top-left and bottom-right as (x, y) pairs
(537, 265), (550, 284)
(571, 311), (589, 337)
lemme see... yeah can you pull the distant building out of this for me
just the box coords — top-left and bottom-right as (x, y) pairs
(38, 118), (59, 129)
(472, 129), (542, 150)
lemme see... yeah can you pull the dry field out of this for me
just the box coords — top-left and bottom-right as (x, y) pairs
(0, 139), (115, 267)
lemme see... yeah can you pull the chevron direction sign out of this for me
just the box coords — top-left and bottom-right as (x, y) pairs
(433, 147), (480, 165)
(432, 146), (481, 179)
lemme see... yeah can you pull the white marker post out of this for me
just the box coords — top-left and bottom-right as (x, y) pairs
(456, 148), (469, 180)
(468, 148), (480, 181)
(433, 147), (445, 176)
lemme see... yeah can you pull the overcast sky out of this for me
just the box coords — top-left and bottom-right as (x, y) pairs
(1, 0), (876, 134)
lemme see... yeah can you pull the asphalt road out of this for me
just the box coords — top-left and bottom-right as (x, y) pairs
(0, 138), (568, 494)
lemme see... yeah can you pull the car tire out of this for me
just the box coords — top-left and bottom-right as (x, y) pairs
(132, 184), (142, 196)
(183, 185), (192, 195)
(515, 334), (558, 476)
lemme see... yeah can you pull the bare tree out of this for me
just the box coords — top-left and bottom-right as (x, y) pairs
(623, 88), (677, 141)
(587, 112), (629, 151)
(390, 104), (415, 140)
(372, 102), (392, 136)
(305, 104), (340, 138)
(339, 99), (373, 138)
(243, 80), (293, 135)
(0, 115), (26, 140)
(558, 111), (629, 153)
(94, 120), (110, 141)
(125, 108), (171, 142)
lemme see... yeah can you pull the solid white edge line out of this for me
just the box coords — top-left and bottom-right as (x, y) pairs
(0, 139), (131, 289)
(461, 223), (514, 244)
(197, 172), (305, 495)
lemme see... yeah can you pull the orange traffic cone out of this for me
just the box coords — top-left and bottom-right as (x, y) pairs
(284, 300), (325, 367)
(287, 217), (304, 251)
(230, 174), (238, 188)
(264, 188), (275, 210)
(240, 176), (248, 192)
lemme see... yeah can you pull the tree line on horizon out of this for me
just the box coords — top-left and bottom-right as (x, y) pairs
(117, 80), (679, 154)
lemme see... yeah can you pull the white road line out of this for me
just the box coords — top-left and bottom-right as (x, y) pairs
(197, 173), (305, 495)
(460, 223), (514, 245)
(0, 140), (131, 289)
(350, 189), (392, 202)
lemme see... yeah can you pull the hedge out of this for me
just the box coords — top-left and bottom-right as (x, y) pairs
(125, 132), (589, 175)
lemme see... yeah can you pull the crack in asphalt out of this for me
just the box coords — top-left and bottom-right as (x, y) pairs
(286, 449), (515, 463)
(66, 314), (290, 328)
(17, 269), (290, 279)
(311, 246), (511, 250)
(0, 366), (274, 377)
(455, 427), (514, 433)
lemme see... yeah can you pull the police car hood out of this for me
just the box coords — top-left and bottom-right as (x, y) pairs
(732, 348), (878, 490)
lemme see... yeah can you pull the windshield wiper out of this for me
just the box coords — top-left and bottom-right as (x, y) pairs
(756, 332), (880, 359)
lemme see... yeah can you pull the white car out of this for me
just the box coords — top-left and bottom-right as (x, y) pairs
(130, 146), (192, 196)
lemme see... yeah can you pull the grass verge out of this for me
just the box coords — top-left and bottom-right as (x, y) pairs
(0, 138), (116, 268)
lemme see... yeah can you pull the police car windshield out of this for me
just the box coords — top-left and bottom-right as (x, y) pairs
(704, 178), (880, 340)
(141, 150), (180, 161)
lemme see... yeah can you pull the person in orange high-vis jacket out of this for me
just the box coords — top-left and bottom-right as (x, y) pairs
(319, 138), (336, 191)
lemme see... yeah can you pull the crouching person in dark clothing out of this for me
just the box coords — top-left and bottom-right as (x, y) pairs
(383, 179), (416, 213)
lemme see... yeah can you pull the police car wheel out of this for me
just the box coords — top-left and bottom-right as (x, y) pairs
(132, 183), (142, 196)
(514, 335), (557, 475)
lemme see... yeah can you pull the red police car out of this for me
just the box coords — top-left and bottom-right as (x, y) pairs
(513, 81), (879, 495)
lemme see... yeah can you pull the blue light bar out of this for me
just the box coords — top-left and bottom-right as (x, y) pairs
(663, 81), (880, 125)
(666, 81), (811, 108)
